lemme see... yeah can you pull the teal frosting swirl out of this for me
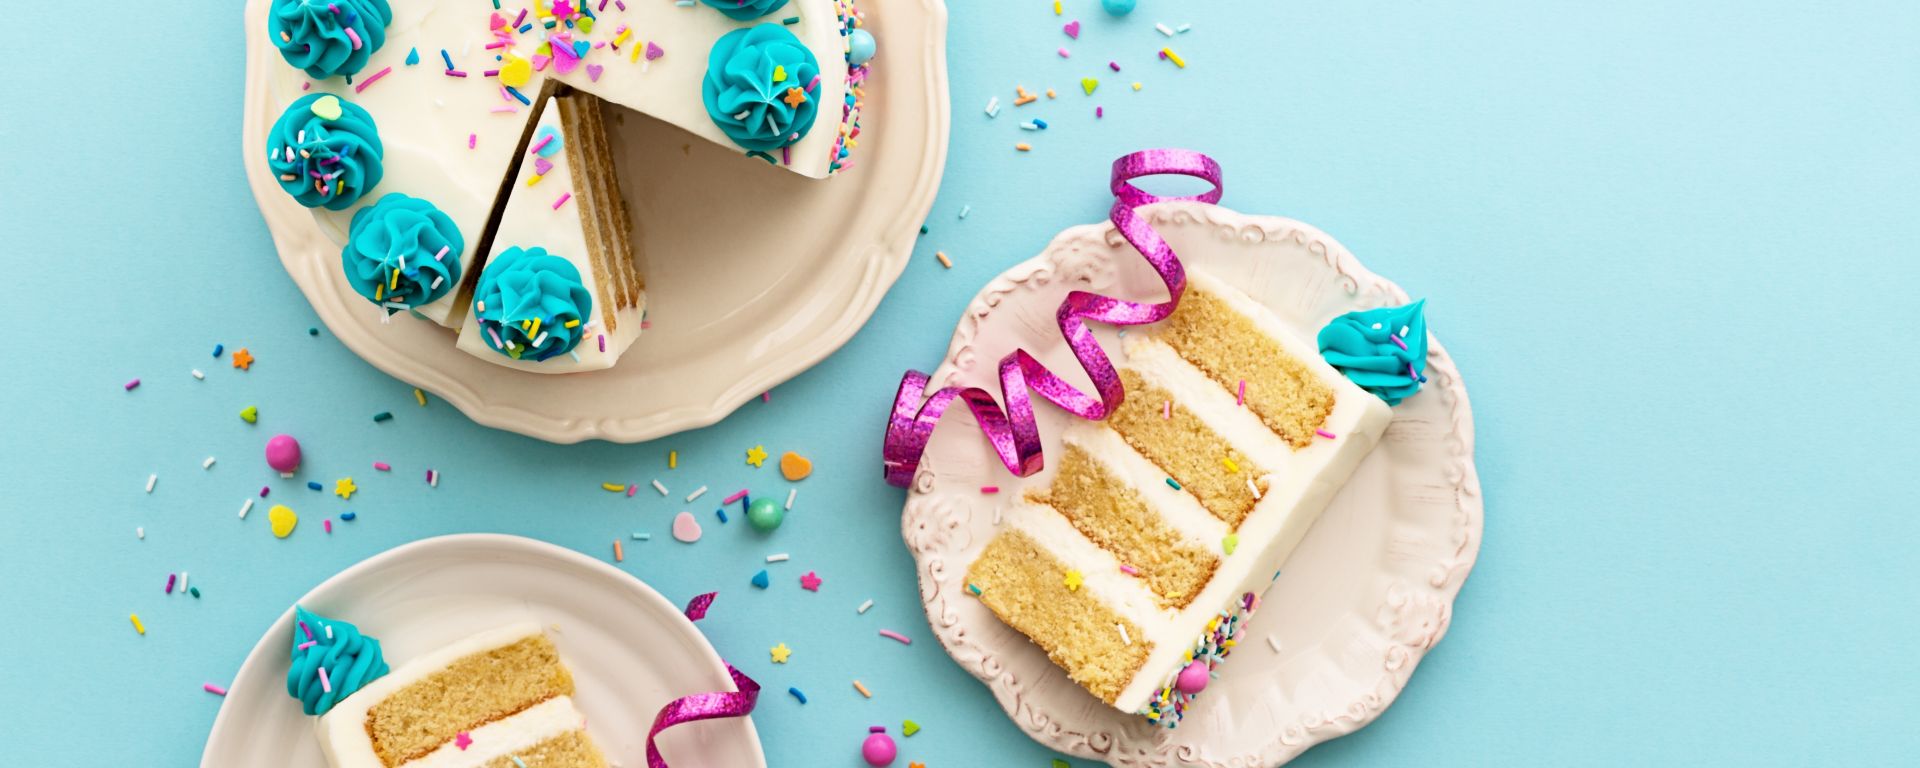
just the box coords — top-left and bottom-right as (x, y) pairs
(1317, 300), (1429, 406)
(703, 24), (821, 152)
(268, 94), (384, 210)
(269, 0), (393, 79)
(343, 194), (464, 310)
(286, 605), (388, 716)
(472, 246), (593, 362)
(699, 0), (790, 21)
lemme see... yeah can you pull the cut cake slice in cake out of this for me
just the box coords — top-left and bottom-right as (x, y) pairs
(964, 270), (1394, 725)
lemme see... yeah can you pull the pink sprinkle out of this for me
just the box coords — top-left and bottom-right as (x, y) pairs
(353, 66), (392, 93)
(598, 334), (606, 352)
(490, 106), (516, 114)
(1058, 47), (1071, 58)
(721, 489), (749, 505)
(626, 484), (638, 498)
(468, 133), (477, 149)
(514, 8), (528, 25)
(297, 640), (316, 651)
(165, 573), (176, 594)
(1388, 334), (1408, 350)
(203, 683), (229, 696)
(645, 42), (665, 61)
(1408, 362), (1422, 381)
(1109, 61), (1121, 71)
(373, 462), (391, 471)
(1315, 429), (1337, 440)
(878, 630), (912, 645)
(980, 486), (999, 494)
(317, 666), (332, 693)
(1120, 564), (1139, 575)
(761, 391), (772, 403)
(781, 145), (791, 165)
(552, 192), (571, 210)
(485, 40), (509, 50)
(616, 0), (625, 9)
(1163, 400), (1172, 419)
(483, 69), (501, 77)
(300, 621), (314, 641)
(324, 518), (334, 534)
(124, 378), (140, 391)
(1096, 106), (1104, 118)
(1236, 380), (1246, 406)
(444, 70), (469, 78)
(301, 81), (311, 91)
(261, 486), (271, 498)
(529, 134), (554, 155)
(344, 26), (362, 51)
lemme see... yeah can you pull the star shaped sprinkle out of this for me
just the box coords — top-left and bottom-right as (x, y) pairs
(1063, 570), (1083, 592)
(231, 348), (255, 370)
(770, 643), (791, 663)
(800, 571), (822, 591)
(454, 732), (472, 750)
(782, 86), (809, 108)
(746, 445), (768, 467)
(334, 477), (357, 500)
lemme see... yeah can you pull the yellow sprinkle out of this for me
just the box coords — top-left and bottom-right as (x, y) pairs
(1222, 457), (1240, 473)
(1046, 88), (1057, 99)
(130, 614), (146, 635)
(1016, 143), (1032, 152)
(1063, 570), (1083, 592)
(389, 268), (400, 290)
(1132, 81), (1143, 91)
(375, 283), (384, 301)
(773, 64), (787, 82)
(630, 41), (643, 63)
(530, 317), (543, 337)
(669, 450), (678, 469)
(526, 173), (544, 186)
(1162, 48), (1186, 68)
(1222, 639), (1237, 648)
(413, 388), (426, 406)
(601, 482), (626, 492)
(935, 251), (952, 269)
(1053, 0), (1061, 14)
(613, 28), (632, 47)
(853, 680), (872, 698)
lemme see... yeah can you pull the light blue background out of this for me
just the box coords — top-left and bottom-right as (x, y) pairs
(3, 1), (1917, 765)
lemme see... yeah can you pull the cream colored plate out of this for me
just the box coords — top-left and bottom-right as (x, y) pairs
(241, 0), (949, 442)
(200, 534), (764, 768)
(903, 202), (1482, 766)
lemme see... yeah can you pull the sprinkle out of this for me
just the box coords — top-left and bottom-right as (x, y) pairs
(204, 683), (228, 696)
(1118, 624), (1131, 645)
(324, 518), (334, 534)
(1165, 477), (1182, 490)
(716, 508), (729, 523)
(124, 378), (141, 391)
(130, 614), (146, 635)
(967, 583), (982, 595)
(1063, 570), (1083, 591)
(165, 573), (177, 594)
(852, 680), (872, 698)
(785, 488), (797, 510)
(1177, 23), (1192, 32)
(857, 599), (874, 614)
(506, 85), (532, 105)
(213, 344), (224, 358)
(935, 251), (952, 268)
(1236, 380), (1246, 405)
(686, 486), (708, 502)
(203, 456), (217, 470)
(721, 489), (750, 505)
(136, 527), (145, 539)
(1058, 47), (1071, 58)
(1120, 564), (1138, 575)
(317, 666), (332, 693)
(627, 485), (639, 497)
(782, 15), (799, 24)
(441, 49), (455, 69)
(354, 66), (393, 93)
(651, 479), (669, 496)
(240, 499), (255, 519)
(1053, 0), (1061, 13)
(1267, 636), (1283, 653)
(1016, 143), (1032, 152)
(980, 485), (999, 494)
(1222, 457), (1240, 473)
(414, 388), (427, 406)
(340, 512), (356, 521)
(602, 482), (625, 492)
(427, 469), (440, 487)
(984, 96), (1000, 117)
(146, 474), (157, 493)
(1161, 48), (1186, 68)
(1164, 400), (1172, 419)
(1109, 60), (1121, 71)
(1222, 533), (1239, 555)
(372, 411), (393, 422)
(959, 205), (972, 219)
(1156, 22), (1175, 36)
(1247, 477), (1262, 500)
(552, 192), (571, 209)
(766, 553), (790, 563)
(1389, 333), (1409, 351)
(1132, 81), (1143, 91)
(1315, 429), (1337, 440)
(879, 630), (912, 645)
(789, 687), (808, 704)
(373, 462), (391, 471)
(192, 369), (205, 380)
(614, 540), (624, 562)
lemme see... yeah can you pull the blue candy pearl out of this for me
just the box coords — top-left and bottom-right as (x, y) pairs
(847, 28), (876, 67)
(1101, 0), (1136, 16)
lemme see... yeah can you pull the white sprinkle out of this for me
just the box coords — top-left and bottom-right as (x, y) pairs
(532, 331), (549, 347)
(1247, 477), (1261, 500)
(685, 485), (708, 502)
(1371, 322), (1383, 330)
(239, 498), (255, 519)
(1267, 636), (1282, 653)
(430, 276), (444, 290)
(651, 479), (669, 496)
(1176, 22), (1192, 33)
(136, 527), (145, 540)
(145, 474), (157, 493)
(1019, 121), (1038, 131)
(180, 572), (189, 595)
(1118, 623), (1131, 645)
(984, 96), (999, 117)
(191, 369), (205, 380)
(326, 625), (333, 640)
(958, 205), (972, 219)
(202, 457), (216, 470)
(1399, 325), (1410, 338)
(429, 470), (440, 487)
(785, 488), (797, 510)
(1155, 22), (1174, 36)
(766, 553), (790, 563)
(857, 599), (873, 614)
(631, 532), (652, 540)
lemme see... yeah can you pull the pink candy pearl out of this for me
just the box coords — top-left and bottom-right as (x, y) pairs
(861, 726), (896, 766)
(265, 434), (302, 475)
(1175, 660), (1210, 695)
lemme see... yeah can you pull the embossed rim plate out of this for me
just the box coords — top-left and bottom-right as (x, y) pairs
(201, 534), (764, 768)
(240, 0), (949, 443)
(902, 202), (1482, 767)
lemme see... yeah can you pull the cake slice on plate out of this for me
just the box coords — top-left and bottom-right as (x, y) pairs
(964, 271), (1399, 726)
(455, 90), (645, 372)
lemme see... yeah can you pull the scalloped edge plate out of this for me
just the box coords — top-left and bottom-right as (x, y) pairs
(902, 201), (1482, 767)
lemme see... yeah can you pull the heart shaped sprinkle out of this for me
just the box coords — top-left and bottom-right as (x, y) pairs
(672, 511), (702, 543)
(780, 452), (812, 481)
(309, 95), (343, 120)
(269, 505), (298, 538)
(586, 63), (604, 82)
(1063, 20), (1081, 39)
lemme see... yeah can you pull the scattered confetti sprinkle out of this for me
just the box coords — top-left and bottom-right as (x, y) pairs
(751, 569), (770, 588)
(1222, 533), (1239, 555)
(1316, 429), (1337, 440)
(124, 378), (141, 391)
(204, 683), (228, 696)
(800, 571), (823, 591)
(1267, 635), (1283, 653)
(789, 687), (808, 704)
(373, 411), (394, 422)
(652, 479), (669, 496)
(239, 499), (255, 519)
(232, 349), (255, 370)
(767, 553), (790, 563)
(746, 445), (769, 467)
(1063, 570), (1083, 592)
(902, 719), (920, 736)
(770, 643), (792, 663)
(878, 630), (912, 645)
(203, 457), (217, 470)
(146, 474), (158, 493)
(853, 680), (872, 698)
(334, 477), (357, 499)
(130, 614), (146, 635)
(192, 369), (205, 380)
(935, 251), (952, 268)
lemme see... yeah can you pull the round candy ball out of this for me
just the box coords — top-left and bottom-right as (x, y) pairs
(847, 28), (877, 67)
(747, 497), (785, 532)
(1101, 0), (1136, 17)
(1175, 660), (1210, 694)
(265, 434), (302, 475)
(861, 726), (896, 767)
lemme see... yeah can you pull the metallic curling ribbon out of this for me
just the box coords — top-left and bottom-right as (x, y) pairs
(882, 149), (1224, 488)
(646, 593), (762, 768)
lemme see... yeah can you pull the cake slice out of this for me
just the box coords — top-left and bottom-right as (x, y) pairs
(964, 271), (1395, 726)
(455, 90), (645, 372)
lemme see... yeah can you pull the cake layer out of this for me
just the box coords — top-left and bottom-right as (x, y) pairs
(1042, 442), (1218, 610)
(966, 527), (1152, 704)
(1154, 283), (1336, 449)
(398, 696), (601, 768)
(1105, 368), (1266, 529)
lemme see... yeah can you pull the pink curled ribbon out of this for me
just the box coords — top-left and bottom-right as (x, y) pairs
(882, 149), (1224, 487)
(645, 592), (761, 768)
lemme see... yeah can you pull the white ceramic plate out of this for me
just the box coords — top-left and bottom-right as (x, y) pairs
(200, 534), (765, 768)
(240, 0), (949, 443)
(902, 202), (1483, 767)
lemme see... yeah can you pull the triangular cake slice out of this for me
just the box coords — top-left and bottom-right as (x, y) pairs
(455, 91), (644, 372)
(964, 271), (1395, 725)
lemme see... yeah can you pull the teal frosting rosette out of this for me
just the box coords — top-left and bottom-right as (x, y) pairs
(1317, 300), (1430, 406)
(471, 246), (593, 362)
(268, 93), (384, 210)
(286, 605), (388, 716)
(699, 0), (790, 21)
(269, 0), (393, 79)
(703, 24), (821, 152)
(342, 193), (463, 310)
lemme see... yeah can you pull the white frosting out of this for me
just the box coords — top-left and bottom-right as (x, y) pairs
(316, 622), (596, 767)
(1002, 272), (1395, 713)
(453, 97), (644, 373)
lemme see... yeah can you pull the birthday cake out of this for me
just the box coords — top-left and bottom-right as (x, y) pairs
(963, 271), (1428, 726)
(289, 607), (608, 767)
(258, 0), (873, 371)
